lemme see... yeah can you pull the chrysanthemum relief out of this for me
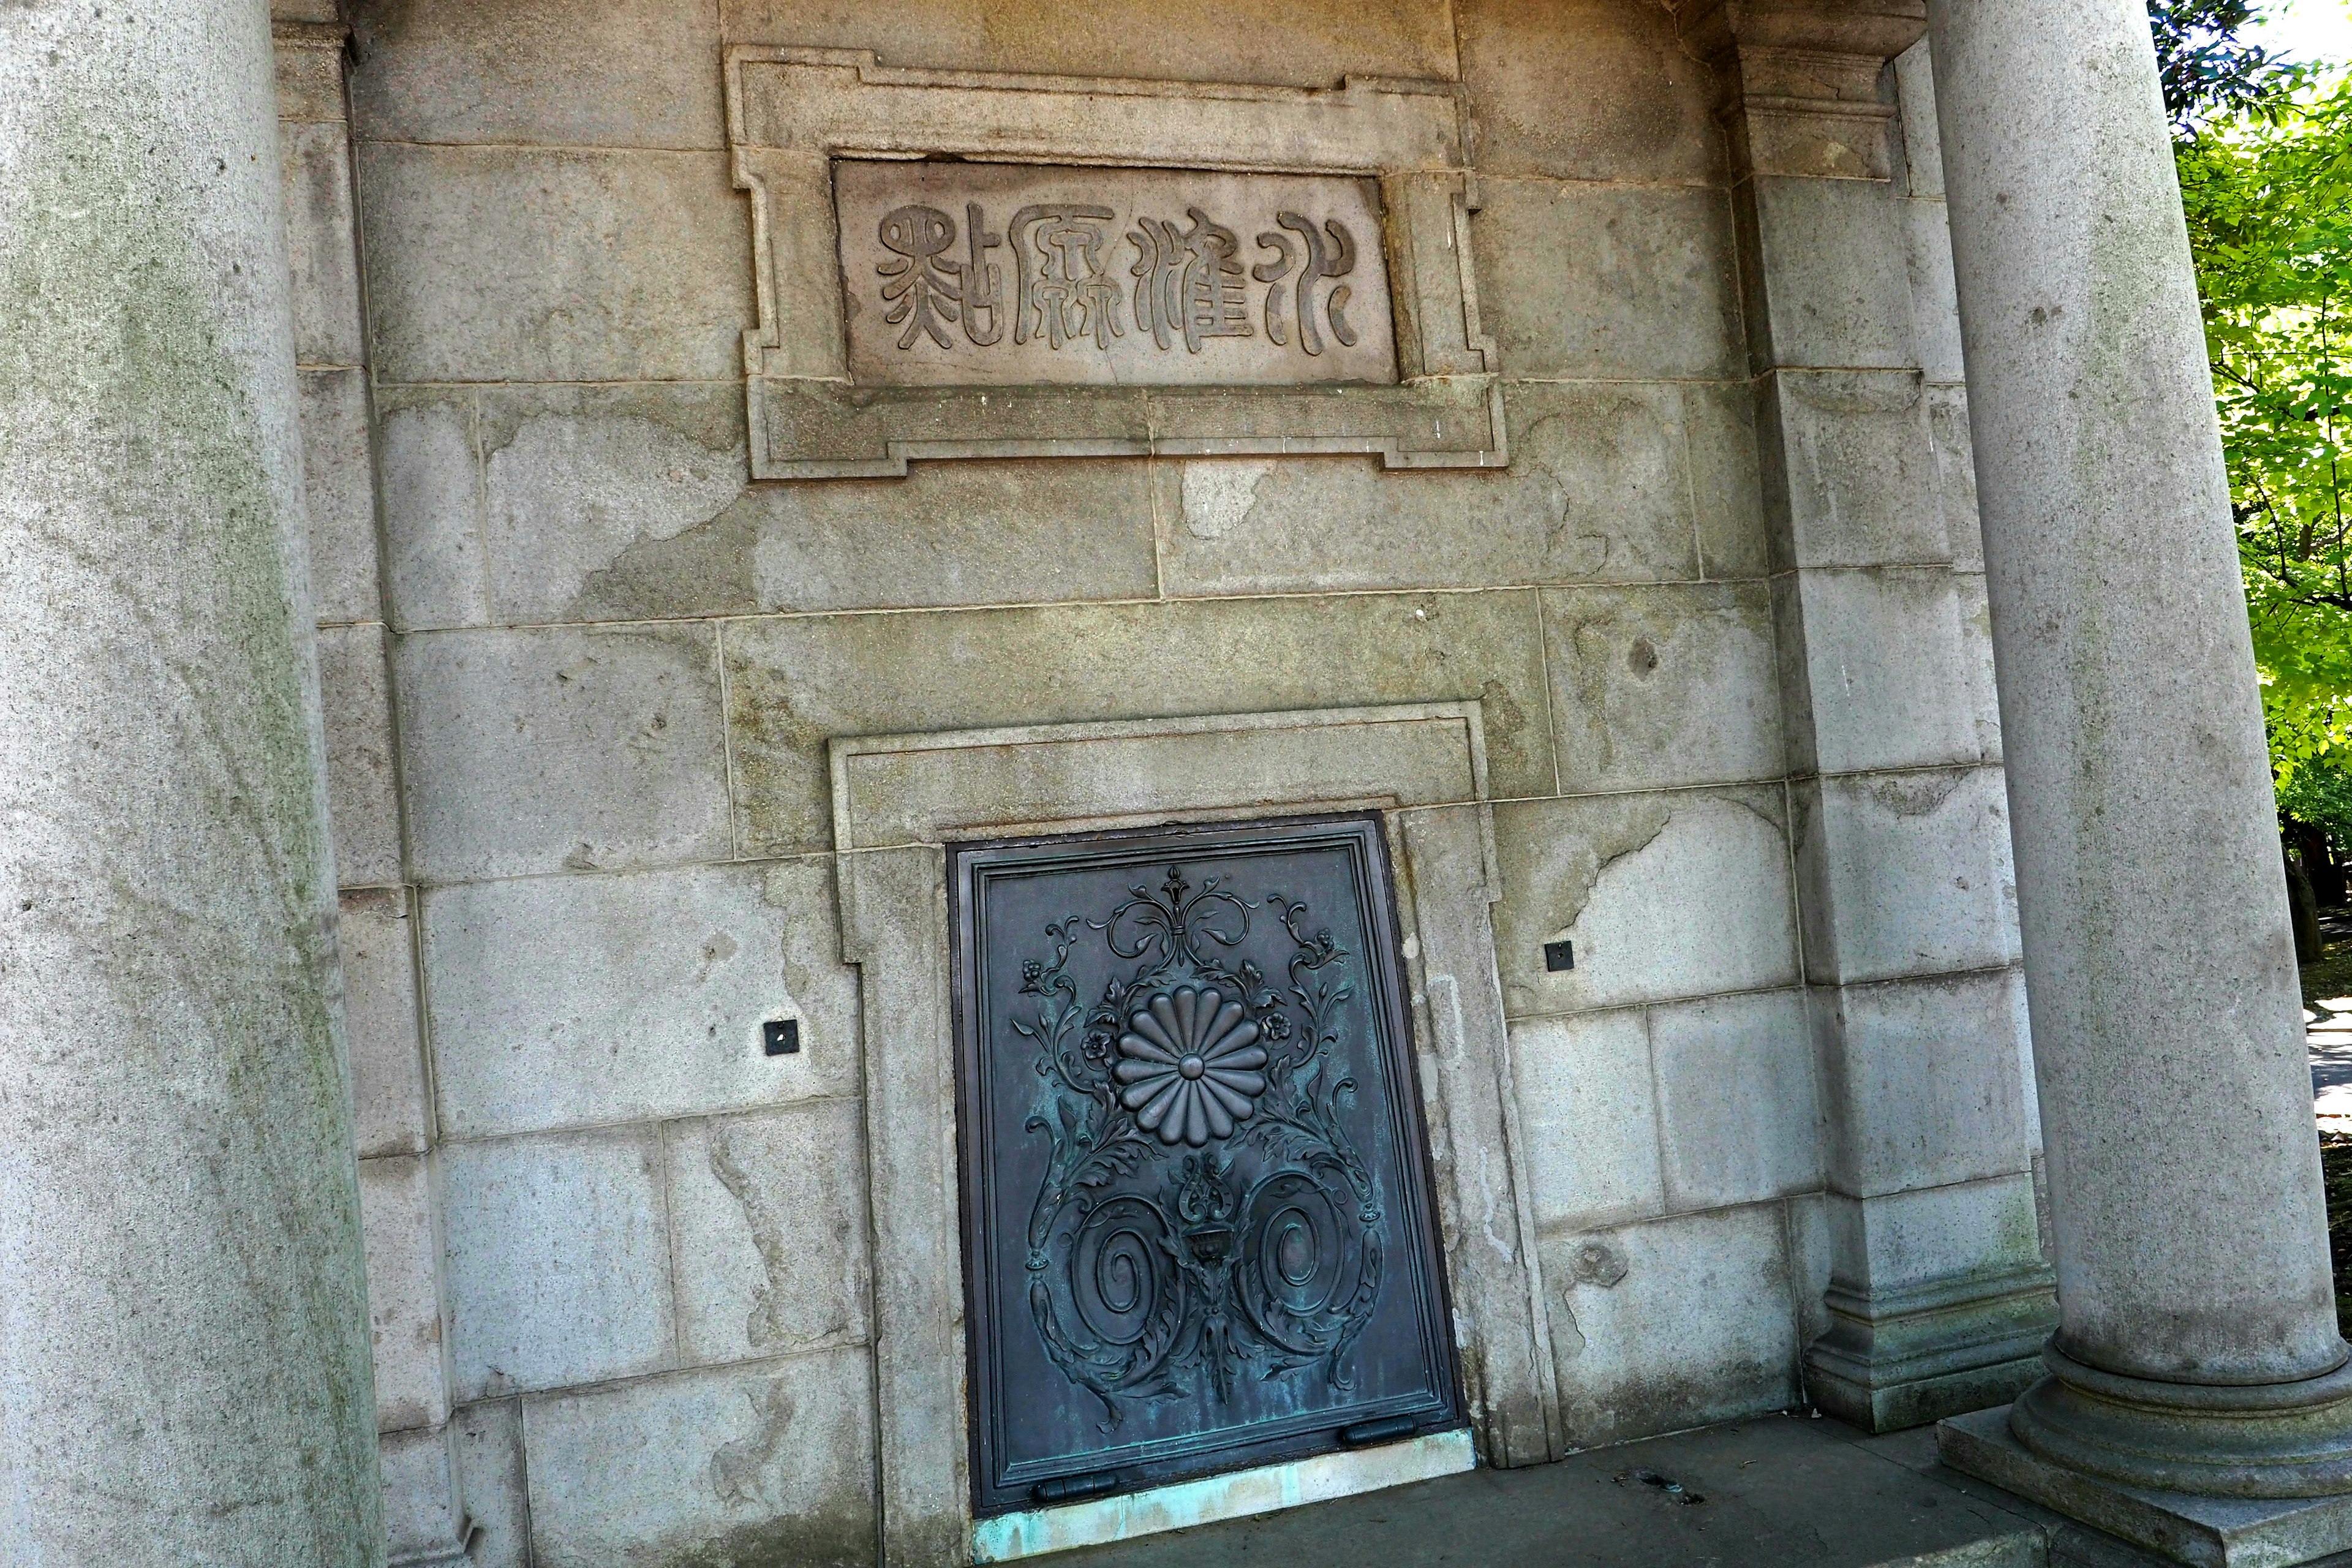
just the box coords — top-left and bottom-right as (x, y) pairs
(1114, 984), (1269, 1147)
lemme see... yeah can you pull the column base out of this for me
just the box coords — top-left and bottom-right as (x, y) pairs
(2011, 1344), (2352, 1498)
(1942, 1405), (2352, 1568)
(1804, 1263), (2056, 1433)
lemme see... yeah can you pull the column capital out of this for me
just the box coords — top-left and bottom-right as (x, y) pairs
(1679, 0), (1926, 177)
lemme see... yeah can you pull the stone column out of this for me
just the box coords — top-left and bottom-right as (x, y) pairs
(1684, 0), (2057, 1435)
(1926, 0), (2352, 1558)
(0, 0), (384, 1562)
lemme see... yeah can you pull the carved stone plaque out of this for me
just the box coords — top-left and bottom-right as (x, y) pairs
(728, 48), (1505, 477)
(951, 814), (1462, 1515)
(835, 161), (1398, 388)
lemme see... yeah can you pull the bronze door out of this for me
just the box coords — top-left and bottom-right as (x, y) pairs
(951, 814), (1463, 1514)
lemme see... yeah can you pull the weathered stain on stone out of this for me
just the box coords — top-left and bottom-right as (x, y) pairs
(1548, 801), (1675, 941)
(1864, 767), (1969, 818)
(576, 455), (1157, 623)
(709, 1376), (796, 1507)
(655, 1506), (879, 1568)
(1179, 458), (1276, 540)
(706, 1125), (794, 1354)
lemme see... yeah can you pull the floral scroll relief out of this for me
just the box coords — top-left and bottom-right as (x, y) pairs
(1013, 865), (1384, 1423)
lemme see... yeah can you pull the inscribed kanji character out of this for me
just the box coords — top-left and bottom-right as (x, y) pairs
(959, 202), (1005, 347)
(1254, 213), (1360, 356)
(1009, 203), (1125, 350)
(875, 205), (961, 350)
(1128, 205), (1253, 353)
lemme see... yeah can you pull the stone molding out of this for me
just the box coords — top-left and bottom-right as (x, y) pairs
(827, 703), (1558, 1564)
(1678, 0), (1926, 179)
(724, 48), (1504, 478)
(1804, 1261), (2055, 1433)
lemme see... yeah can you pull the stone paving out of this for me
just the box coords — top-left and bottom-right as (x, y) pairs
(1049, 1413), (2120, 1567)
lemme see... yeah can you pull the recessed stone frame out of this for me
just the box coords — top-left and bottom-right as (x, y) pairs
(829, 704), (1563, 1565)
(725, 47), (1506, 479)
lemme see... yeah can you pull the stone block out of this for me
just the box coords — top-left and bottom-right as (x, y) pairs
(299, 368), (380, 626)
(1905, 196), (1966, 384)
(1812, 969), (2034, 1198)
(1491, 786), (1800, 1017)
(473, 382), (745, 625)
(274, 29), (346, 122)
(837, 710), (1477, 851)
(1650, 988), (1823, 1212)
(1775, 566), (1985, 776)
(472, 383), (1158, 624)
(1393, 804), (1562, 1469)
(394, 622), (731, 882)
(831, 844), (970, 1566)
(424, 859), (856, 1140)
(1745, 175), (1916, 372)
(341, 886), (429, 1159)
(1789, 1189), (1836, 1345)
(1929, 383), (1986, 571)
(379, 1422), (469, 1566)
(1472, 179), (1745, 382)
(441, 1126), (675, 1401)
(1542, 581), (1783, 793)
(716, 0), (1455, 89)
(280, 118), (363, 367)
(522, 1350), (877, 1568)
(360, 1153), (450, 1433)
(1686, 380), (1771, 581)
(451, 1401), (529, 1568)
(1510, 1011), (1665, 1235)
(724, 590), (1551, 855)
(1894, 39), (1944, 198)
(835, 707), (1482, 850)
(1547, 1204), (1800, 1447)
(1458, 0), (1720, 183)
(317, 622), (402, 888)
(1825, 1172), (2045, 1294)
(665, 1101), (872, 1368)
(1793, 766), (2019, 987)
(347, 0), (725, 149)
(1760, 369), (1949, 570)
(358, 143), (752, 383)
(1159, 382), (1706, 598)
(375, 385), (487, 633)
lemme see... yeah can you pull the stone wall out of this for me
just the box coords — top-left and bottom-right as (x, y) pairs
(271, 0), (2041, 1560)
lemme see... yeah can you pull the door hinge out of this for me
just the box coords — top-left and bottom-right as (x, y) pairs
(1337, 1414), (1421, 1447)
(1031, 1469), (1121, 1505)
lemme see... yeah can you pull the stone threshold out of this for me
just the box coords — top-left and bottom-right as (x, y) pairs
(1042, 1408), (2309, 1568)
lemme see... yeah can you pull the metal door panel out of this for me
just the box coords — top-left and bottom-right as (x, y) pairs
(952, 814), (1463, 1513)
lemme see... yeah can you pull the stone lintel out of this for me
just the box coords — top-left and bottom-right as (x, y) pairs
(1942, 1408), (2352, 1568)
(1804, 1263), (2055, 1433)
(1677, 0), (1929, 69)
